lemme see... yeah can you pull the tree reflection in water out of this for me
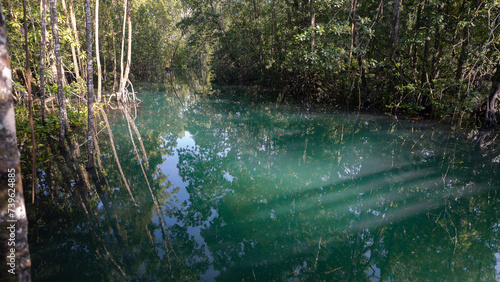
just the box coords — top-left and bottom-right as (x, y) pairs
(26, 73), (500, 281)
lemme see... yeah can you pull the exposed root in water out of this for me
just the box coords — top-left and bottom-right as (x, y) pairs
(108, 79), (140, 104)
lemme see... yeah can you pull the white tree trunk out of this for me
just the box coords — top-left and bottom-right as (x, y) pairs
(0, 4), (31, 280)
(49, 0), (70, 147)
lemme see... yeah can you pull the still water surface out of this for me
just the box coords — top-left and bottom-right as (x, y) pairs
(29, 80), (500, 281)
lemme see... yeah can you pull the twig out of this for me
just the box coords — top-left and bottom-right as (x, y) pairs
(314, 235), (322, 271)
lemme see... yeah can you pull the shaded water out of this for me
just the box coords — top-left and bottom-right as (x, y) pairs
(27, 75), (500, 281)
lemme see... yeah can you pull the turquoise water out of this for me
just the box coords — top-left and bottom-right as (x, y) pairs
(28, 81), (500, 281)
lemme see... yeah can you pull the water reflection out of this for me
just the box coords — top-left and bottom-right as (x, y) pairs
(26, 74), (500, 281)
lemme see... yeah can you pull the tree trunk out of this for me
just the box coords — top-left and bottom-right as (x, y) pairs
(118, 0), (128, 101)
(252, 0), (259, 19)
(349, 0), (358, 62)
(113, 36), (118, 93)
(170, 32), (184, 67)
(103, 0), (118, 93)
(0, 3), (32, 280)
(455, 29), (468, 81)
(120, 0), (133, 100)
(40, 0), (47, 125)
(68, 0), (84, 79)
(61, 0), (80, 79)
(95, 0), (102, 103)
(23, 0), (37, 204)
(85, 0), (95, 169)
(420, 26), (430, 88)
(310, 0), (315, 51)
(49, 0), (70, 147)
(485, 64), (500, 128)
(350, 0), (367, 107)
(48, 44), (58, 84)
(390, 0), (401, 56)
(411, 0), (425, 82)
(430, 3), (444, 83)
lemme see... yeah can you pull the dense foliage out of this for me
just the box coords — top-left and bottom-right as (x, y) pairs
(6, 0), (186, 96)
(6, 0), (500, 126)
(179, 0), (500, 124)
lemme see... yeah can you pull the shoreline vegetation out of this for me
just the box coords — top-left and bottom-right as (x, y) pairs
(4, 0), (500, 128)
